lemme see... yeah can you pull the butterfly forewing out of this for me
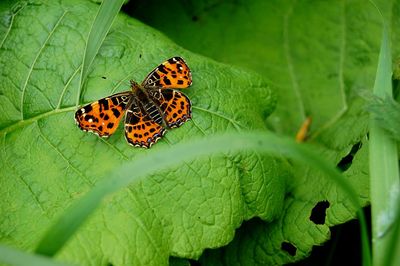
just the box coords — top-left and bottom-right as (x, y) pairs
(124, 100), (166, 148)
(142, 57), (192, 89)
(75, 92), (131, 137)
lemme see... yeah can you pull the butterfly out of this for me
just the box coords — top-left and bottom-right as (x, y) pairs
(75, 57), (192, 148)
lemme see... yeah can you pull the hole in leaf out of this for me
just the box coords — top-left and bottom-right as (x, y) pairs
(189, 259), (201, 266)
(281, 241), (297, 256)
(392, 78), (399, 98)
(107, 263), (114, 266)
(310, 200), (330, 224)
(337, 141), (362, 171)
(292, 206), (371, 265)
(102, 76), (107, 79)
(192, 15), (199, 21)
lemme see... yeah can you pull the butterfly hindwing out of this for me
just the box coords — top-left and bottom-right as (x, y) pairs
(142, 57), (192, 89)
(149, 88), (191, 128)
(124, 100), (166, 148)
(75, 92), (131, 137)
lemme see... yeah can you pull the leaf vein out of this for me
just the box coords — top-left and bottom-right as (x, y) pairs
(36, 121), (94, 186)
(192, 106), (245, 130)
(0, 106), (76, 136)
(99, 138), (129, 160)
(0, 2), (27, 49)
(20, 10), (68, 119)
(283, 0), (306, 120)
(3, 133), (46, 213)
(124, 189), (167, 256)
(56, 65), (82, 109)
(190, 119), (207, 135)
(310, 1), (349, 139)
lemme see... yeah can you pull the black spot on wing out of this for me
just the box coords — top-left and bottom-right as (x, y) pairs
(176, 64), (183, 73)
(158, 66), (168, 74)
(162, 90), (173, 101)
(112, 108), (121, 118)
(153, 72), (160, 79)
(84, 115), (94, 122)
(99, 98), (109, 110)
(163, 76), (172, 85)
(111, 97), (119, 105)
(84, 104), (93, 113)
(126, 111), (140, 125)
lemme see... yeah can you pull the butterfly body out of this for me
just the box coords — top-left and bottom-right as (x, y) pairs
(75, 57), (192, 148)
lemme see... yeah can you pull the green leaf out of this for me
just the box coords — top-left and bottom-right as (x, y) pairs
(34, 130), (368, 259)
(129, 0), (397, 264)
(0, 0), (281, 265)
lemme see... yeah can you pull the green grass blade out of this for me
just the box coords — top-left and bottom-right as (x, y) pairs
(34, 132), (369, 260)
(368, 5), (400, 266)
(367, 95), (400, 142)
(78, 0), (124, 104)
(384, 202), (400, 266)
(0, 244), (73, 266)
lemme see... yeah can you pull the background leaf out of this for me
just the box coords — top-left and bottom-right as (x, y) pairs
(127, 0), (399, 264)
(0, 0), (285, 265)
(2, 0), (398, 265)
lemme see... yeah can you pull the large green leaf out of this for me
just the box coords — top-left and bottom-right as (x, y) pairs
(129, 0), (400, 264)
(0, 0), (285, 265)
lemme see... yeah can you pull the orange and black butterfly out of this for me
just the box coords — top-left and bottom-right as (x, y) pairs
(75, 57), (192, 148)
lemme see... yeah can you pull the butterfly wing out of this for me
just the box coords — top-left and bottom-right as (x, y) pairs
(149, 89), (191, 128)
(124, 99), (166, 148)
(75, 92), (131, 137)
(142, 57), (192, 89)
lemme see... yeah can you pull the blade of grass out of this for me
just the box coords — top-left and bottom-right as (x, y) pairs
(384, 201), (400, 266)
(34, 131), (369, 262)
(367, 95), (400, 142)
(0, 244), (73, 266)
(77, 0), (124, 105)
(368, 2), (400, 265)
